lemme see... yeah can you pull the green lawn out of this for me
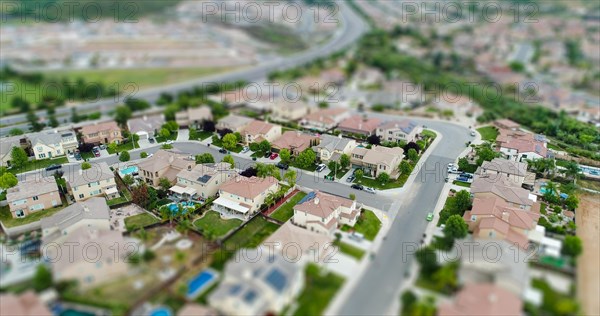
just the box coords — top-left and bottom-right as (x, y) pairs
(106, 195), (129, 206)
(124, 213), (159, 231)
(327, 167), (350, 179)
(189, 130), (214, 141)
(476, 126), (499, 142)
(452, 181), (471, 188)
(340, 209), (381, 241)
(293, 264), (345, 316)
(270, 192), (307, 222)
(10, 157), (68, 174)
(0, 203), (65, 228)
(155, 133), (178, 143)
(193, 211), (243, 240)
(354, 176), (405, 190)
(106, 141), (139, 154)
(334, 240), (365, 260)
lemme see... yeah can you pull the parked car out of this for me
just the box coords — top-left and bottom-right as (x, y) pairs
(241, 146), (250, 153)
(351, 184), (364, 190)
(459, 173), (473, 179)
(276, 162), (289, 170)
(270, 153), (279, 160)
(264, 151), (272, 158)
(149, 138), (156, 144)
(93, 150), (101, 157)
(426, 213), (434, 221)
(74, 153), (82, 161)
(219, 148), (228, 154)
(166, 140), (174, 145)
(364, 187), (376, 194)
(346, 175), (355, 183)
(470, 131), (476, 137)
(99, 144), (107, 150)
(316, 164), (326, 173)
(45, 164), (62, 171)
(349, 232), (365, 241)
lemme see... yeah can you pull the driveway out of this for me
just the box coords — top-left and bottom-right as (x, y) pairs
(177, 129), (189, 141)
(137, 138), (154, 149)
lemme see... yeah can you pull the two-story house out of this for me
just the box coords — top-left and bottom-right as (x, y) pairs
(63, 162), (118, 201)
(175, 106), (213, 129)
(312, 134), (356, 163)
(496, 129), (548, 162)
(216, 114), (253, 133)
(0, 135), (29, 167)
(476, 158), (530, 186)
(242, 120), (282, 145)
(470, 176), (537, 211)
(292, 191), (361, 235)
(270, 100), (312, 122)
(212, 176), (279, 219)
(29, 130), (78, 160)
(300, 108), (349, 131)
(172, 163), (238, 200)
(138, 149), (196, 187)
(80, 121), (123, 145)
(337, 115), (381, 136)
(376, 120), (422, 144)
(350, 145), (404, 179)
(6, 176), (62, 218)
(271, 131), (320, 156)
(127, 114), (165, 140)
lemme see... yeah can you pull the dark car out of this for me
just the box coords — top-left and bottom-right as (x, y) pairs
(351, 184), (364, 190)
(45, 164), (62, 171)
(219, 148), (228, 154)
(276, 162), (289, 170)
(459, 173), (473, 179)
(264, 151), (272, 158)
(74, 153), (82, 161)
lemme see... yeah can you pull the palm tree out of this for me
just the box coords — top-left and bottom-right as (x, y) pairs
(563, 161), (581, 184)
(176, 219), (193, 236)
(265, 192), (275, 207)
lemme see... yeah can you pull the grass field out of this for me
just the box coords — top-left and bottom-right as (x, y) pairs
(340, 209), (381, 241)
(193, 211), (243, 240)
(124, 213), (159, 231)
(270, 192), (307, 222)
(293, 264), (345, 316)
(334, 240), (365, 260)
(476, 126), (499, 142)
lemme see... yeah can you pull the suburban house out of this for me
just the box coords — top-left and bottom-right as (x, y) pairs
(337, 115), (381, 136)
(80, 121), (123, 145)
(476, 158), (531, 186)
(376, 120), (422, 143)
(209, 248), (304, 316)
(216, 114), (253, 133)
(138, 149), (196, 187)
(172, 163), (238, 200)
(463, 196), (541, 249)
(212, 176), (279, 219)
(494, 119), (521, 131)
(292, 191), (361, 235)
(300, 108), (350, 131)
(0, 135), (28, 167)
(29, 130), (79, 160)
(320, 68), (346, 86)
(6, 176), (62, 218)
(127, 114), (165, 140)
(496, 129), (548, 162)
(432, 94), (482, 118)
(63, 162), (118, 202)
(271, 131), (320, 156)
(350, 145), (404, 179)
(270, 100), (312, 122)
(0, 291), (52, 316)
(470, 176), (537, 210)
(242, 120), (282, 145)
(352, 67), (385, 88)
(312, 134), (356, 163)
(175, 106), (213, 129)
(264, 220), (333, 263)
(41, 197), (111, 246)
(437, 283), (523, 316)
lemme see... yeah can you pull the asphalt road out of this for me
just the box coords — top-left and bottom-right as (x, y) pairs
(0, 2), (369, 135)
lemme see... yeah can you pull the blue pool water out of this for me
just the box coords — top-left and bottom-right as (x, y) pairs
(149, 307), (172, 316)
(540, 187), (549, 194)
(187, 269), (218, 299)
(166, 202), (198, 214)
(119, 166), (138, 175)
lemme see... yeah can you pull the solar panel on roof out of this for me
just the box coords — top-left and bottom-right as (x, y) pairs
(265, 268), (287, 292)
(298, 191), (316, 204)
(243, 290), (257, 303)
(197, 175), (212, 183)
(230, 284), (242, 295)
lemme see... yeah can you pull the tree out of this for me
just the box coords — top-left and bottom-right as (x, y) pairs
(114, 105), (132, 126)
(108, 142), (118, 153)
(81, 162), (91, 170)
(475, 143), (497, 166)
(339, 154), (350, 169)
(349, 193), (356, 200)
(432, 264), (458, 292)
(10, 147), (28, 169)
(222, 155), (235, 168)
(158, 177), (172, 191)
(195, 153), (215, 164)
(163, 121), (179, 132)
(367, 134), (381, 145)
(256, 163), (280, 180)
(404, 142), (421, 154)
(296, 148), (316, 169)
(564, 194), (579, 211)
(48, 115), (59, 128)
(9, 128), (24, 136)
(161, 144), (173, 149)
(140, 152), (148, 159)
(562, 235), (582, 257)
(454, 190), (472, 212)
(0, 172), (18, 189)
(131, 183), (151, 208)
(119, 151), (130, 162)
(33, 265), (53, 292)
(222, 133), (238, 150)
(354, 169), (364, 182)
(407, 148), (418, 163)
(234, 132), (243, 143)
(377, 172), (390, 185)
(258, 140), (271, 153)
(203, 120), (216, 132)
(283, 170), (297, 187)
(176, 219), (193, 236)
(416, 247), (439, 274)
(122, 174), (135, 186)
(400, 160), (412, 175)
(443, 215), (468, 244)
(563, 161), (581, 183)
(279, 148), (291, 164)
(159, 127), (171, 138)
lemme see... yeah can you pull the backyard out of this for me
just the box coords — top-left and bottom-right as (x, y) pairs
(193, 211), (243, 240)
(476, 126), (499, 142)
(124, 213), (159, 231)
(270, 192), (307, 222)
(340, 209), (381, 241)
(293, 264), (345, 316)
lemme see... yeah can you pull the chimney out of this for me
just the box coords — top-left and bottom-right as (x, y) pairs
(502, 211), (509, 222)
(314, 197), (320, 205)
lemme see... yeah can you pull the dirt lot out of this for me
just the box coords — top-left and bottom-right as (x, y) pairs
(576, 192), (599, 315)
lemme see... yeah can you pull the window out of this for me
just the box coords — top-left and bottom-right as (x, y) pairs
(470, 215), (477, 221)
(79, 194), (85, 199)
(33, 196), (39, 201)
(16, 210), (25, 218)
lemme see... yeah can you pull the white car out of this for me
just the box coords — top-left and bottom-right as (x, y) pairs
(241, 146), (250, 153)
(146, 153), (154, 158)
(316, 164), (327, 172)
(364, 187), (376, 194)
(470, 131), (476, 137)
(166, 140), (174, 145)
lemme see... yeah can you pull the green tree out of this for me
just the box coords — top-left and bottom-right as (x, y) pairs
(108, 142), (118, 153)
(377, 172), (390, 185)
(234, 132), (243, 143)
(259, 140), (271, 153)
(416, 247), (439, 275)
(256, 163), (280, 180)
(196, 153), (215, 164)
(222, 133), (238, 150)
(279, 148), (291, 164)
(8, 128), (24, 136)
(158, 177), (172, 191)
(163, 121), (179, 132)
(296, 148), (316, 169)
(159, 127), (171, 138)
(140, 152), (148, 158)
(407, 148), (418, 162)
(564, 194), (579, 211)
(455, 190), (472, 212)
(443, 215), (468, 247)
(432, 264), (458, 292)
(349, 193), (356, 201)
(161, 144), (173, 149)
(354, 169), (364, 182)
(563, 161), (581, 183)
(475, 143), (497, 166)
(33, 265), (52, 292)
(10, 147), (28, 169)
(81, 162), (91, 170)
(400, 160), (412, 175)
(339, 154), (350, 169)
(119, 151), (130, 162)
(222, 155), (235, 168)
(562, 235), (582, 257)
(283, 170), (297, 187)
(114, 105), (132, 126)
(318, 101), (329, 108)
(0, 172), (18, 189)
(122, 174), (135, 186)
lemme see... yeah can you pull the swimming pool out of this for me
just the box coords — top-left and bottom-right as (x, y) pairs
(149, 307), (172, 316)
(187, 269), (219, 299)
(166, 202), (198, 214)
(119, 166), (138, 176)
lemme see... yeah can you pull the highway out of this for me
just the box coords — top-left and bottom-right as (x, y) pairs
(0, 2), (369, 136)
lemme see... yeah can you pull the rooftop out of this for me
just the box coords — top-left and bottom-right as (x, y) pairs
(438, 283), (522, 316)
(6, 176), (60, 203)
(127, 114), (165, 134)
(80, 120), (120, 135)
(40, 197), (109, 236)
(243, 120), (278, 136)
(219, 176), (278, 200)
(338, 115), (381, 133)
(294, 191), (354, 219)
(481, 158), (528, 177)
(63, 161), (115, 188)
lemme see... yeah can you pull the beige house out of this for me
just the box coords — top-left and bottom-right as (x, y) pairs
(212, 176), (279, 219)
(172, 163), (238, 200)
(292, 191), (361, 235)
(6, 176), (62, 218)
(300, 108), (350, 131)
(29, 130), (79, 160)
(138, 149), (196, 187)
(270, 100), (312, 122)
(242, 120), (282, 145)
(176, 106), (213, 129)
(0, 135), (28, 167)
(376, 120), (422, 144)
(271, 131), (319, 156)
(337, 115), (381, 136)
(63, 162), (118, 201)
(313, 134), (356, 162)
(216, 114), (253, 132)
(470, 176), (537, 211)
(0, 291), (52, 316)
(127, 114), (165, 140)
(351, 145), (404, 179)
(80, 121), (123, 145)
(476, 158), (529, 186)
(438, 283), (522, 316)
